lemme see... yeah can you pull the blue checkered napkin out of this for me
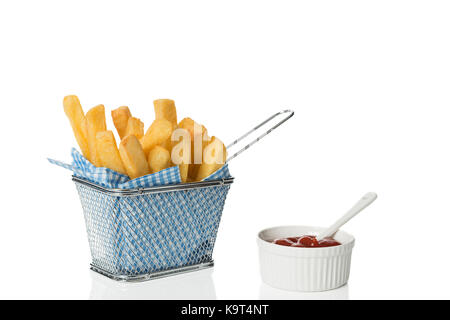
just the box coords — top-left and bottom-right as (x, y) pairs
(48, 148), (182, 189)
(46, 157), (86, 181)
(71, 148), (130, 188)
(203, 163), (230, 181)
(48, 148), (231, 188)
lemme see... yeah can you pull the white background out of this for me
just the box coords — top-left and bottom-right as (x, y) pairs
(1, 0), (449, 299)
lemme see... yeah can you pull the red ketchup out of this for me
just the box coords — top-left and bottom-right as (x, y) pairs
(273, 235), (341, 248)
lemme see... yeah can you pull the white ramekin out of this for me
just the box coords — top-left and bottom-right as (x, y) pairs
(257, 225), (355, 292)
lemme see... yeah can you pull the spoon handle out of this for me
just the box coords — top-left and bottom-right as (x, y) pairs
(316, 192), (378, 241)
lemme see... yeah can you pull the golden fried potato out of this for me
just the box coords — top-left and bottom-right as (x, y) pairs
(178, 117), (197, 138)
(157, 124), (178, 153)
(140, 119), (174, 155)
(179, 164), (189, 182)
(178, 117), (209, 180)
(96, 131), (127, 175)
(119, 135), (150, 179)
(195, 136), (226, 181)
(190, 128), (209, 179)
(148, 146), (171, 173)
(111, 106), (131, 139)
(86, 104), (107, 166)
(171, 128), (191, 182)
(159, 135), (174, 152)
(63, 95), (90, 160)
(125, 117), (144, 139)
(154, 99), (177, 126)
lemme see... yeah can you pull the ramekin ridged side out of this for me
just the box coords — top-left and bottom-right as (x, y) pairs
(257, 225), (355, 292)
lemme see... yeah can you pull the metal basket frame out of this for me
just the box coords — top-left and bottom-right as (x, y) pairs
(71, 110), (293, 282)
(74, 176), (234, 282)
(73, 176), (234, 196)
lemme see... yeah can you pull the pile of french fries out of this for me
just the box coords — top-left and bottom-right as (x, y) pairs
(63, 95), (226, 182)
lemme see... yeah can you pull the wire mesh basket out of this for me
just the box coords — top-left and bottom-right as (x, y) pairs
(71, 110), (294, 282)
(74, 177), (233, 281)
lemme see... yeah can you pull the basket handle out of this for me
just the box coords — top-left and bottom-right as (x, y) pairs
(226, 109), (294, 163)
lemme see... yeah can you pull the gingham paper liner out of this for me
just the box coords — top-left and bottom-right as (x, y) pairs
(48, 148), (230, 188)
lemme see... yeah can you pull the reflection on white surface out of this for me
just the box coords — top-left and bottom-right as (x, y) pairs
(259, 282), (349, 300)
(90, 268), (216, 300)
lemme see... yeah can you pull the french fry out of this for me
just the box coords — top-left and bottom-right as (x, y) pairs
(178, 117), (209, 180)
(154, 99), (177, 126)
(171, 128), (191, 183)
(179, 164), (189, 182)
(148, 146), (171, 173)
(111, 106), (131, 139)
(190, 125), (209, 180)
(178, 117), (197, 138)
(63, 95), (90, 160)
(86, 104), (107, 166)
(125, 117), (144, 139)
(119, 135), (150, 179)
(140, 119), (174, 155)
(96, 131), (127, 175)
(195, 136), (226, 181)
(159, 134), (174, 151)
(157, 124), (179, 154)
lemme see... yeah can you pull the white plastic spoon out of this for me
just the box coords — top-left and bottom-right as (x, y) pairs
(316, 192), (378, 241)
